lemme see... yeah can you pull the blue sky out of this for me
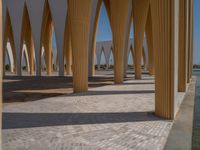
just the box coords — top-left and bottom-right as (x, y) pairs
(193, 0), (200, 64)
(96, 3), (134, 42)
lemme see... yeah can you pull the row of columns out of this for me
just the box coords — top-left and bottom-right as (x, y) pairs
(3, 0), (155, 80)
(67, 0), (194, 119)
(0, 0), (194, 123)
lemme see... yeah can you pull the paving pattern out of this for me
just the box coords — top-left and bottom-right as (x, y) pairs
(3, 76), (173, 150)
(192, 71), (200, 150)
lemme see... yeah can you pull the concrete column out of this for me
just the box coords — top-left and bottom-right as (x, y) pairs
(43, 17), (53, 76)
(133, 0), (150, 79)
(150, 0), (179, 119)
(64, 24), (72, 75)
(0, 0), (2, 147)
(187, 0), (194, 82)
(25, 26), (35, 75)
(68, 0), (92, 92)
(104, 0), (111, 24)
(145, 6), (154, 75)
(109, 0), (130, 84)
(178, 0), (189, 92)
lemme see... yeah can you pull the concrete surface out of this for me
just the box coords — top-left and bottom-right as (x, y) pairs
(2, 75), (174, 150)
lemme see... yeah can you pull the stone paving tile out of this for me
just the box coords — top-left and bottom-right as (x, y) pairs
(3, 77), (172, 150)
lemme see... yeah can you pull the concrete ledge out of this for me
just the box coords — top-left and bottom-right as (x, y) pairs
(164, 77), (196, 150)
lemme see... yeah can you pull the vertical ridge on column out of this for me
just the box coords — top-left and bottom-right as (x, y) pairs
(133, 0), (150, 79)
(151, 0), (179, 119)
(178, 0), (189, 92)
(109, 0), (130, 84)
(68, 0), (92, 92)
(145, 6), (154, 75)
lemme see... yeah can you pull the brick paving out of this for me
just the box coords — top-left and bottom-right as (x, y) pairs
(2, 76), (173, 150)
(192, 71), (200, 150)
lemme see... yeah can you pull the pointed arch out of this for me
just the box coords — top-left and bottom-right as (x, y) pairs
(41, 1), (53, 76)
(7, 0), (27, 76)
(23, 3), (35, 75)
(88, 0), (103, 76)
(92, 1), (113, 75)
(3, 8), (16, 75)
(48, 0), (68, 76)
(26, 0), (48, 76)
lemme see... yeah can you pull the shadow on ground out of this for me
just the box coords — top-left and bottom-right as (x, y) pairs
(3, 75), (154, 103)
(3, 111), (165, 129)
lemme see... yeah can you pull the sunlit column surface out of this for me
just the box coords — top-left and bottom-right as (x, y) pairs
(68, 0), (92, 92)
(109, 0), (130, 83)
(43, 18), (53, 76)
(133, 0), (150, 79)
(145, 6), (154, 75)
(178, 0), (189, 92)
(65, 20), (72, 75)
(151, 0), (179, 119)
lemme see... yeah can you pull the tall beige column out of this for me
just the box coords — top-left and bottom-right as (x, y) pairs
(68, 0), (92, 92)
(65, 24), (72, 75)
(43, 16), (53, 76)
(187, 0), (194, 82)
(178, 0), (189, 92)
(145, 6), (154, 75)
(0, 0), (2, 148)
(109, 0), (130, 84)
(25, 26), (35, 75)
(151, 0), (179, 119)
(133, 0), (150, 79)
(64, 15), (72, 75)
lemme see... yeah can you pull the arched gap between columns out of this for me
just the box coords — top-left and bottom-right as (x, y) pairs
(3, 9), (16, 75)
(94, 2), (112, 76)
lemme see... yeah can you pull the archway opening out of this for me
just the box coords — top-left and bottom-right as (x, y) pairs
(94, 2), (112, 76)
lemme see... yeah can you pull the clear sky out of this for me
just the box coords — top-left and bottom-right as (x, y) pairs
(193, 0), (200, 64)
(96, 3), (134, 42)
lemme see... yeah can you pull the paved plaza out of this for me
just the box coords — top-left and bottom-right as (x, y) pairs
(2, 75), (173, 150)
